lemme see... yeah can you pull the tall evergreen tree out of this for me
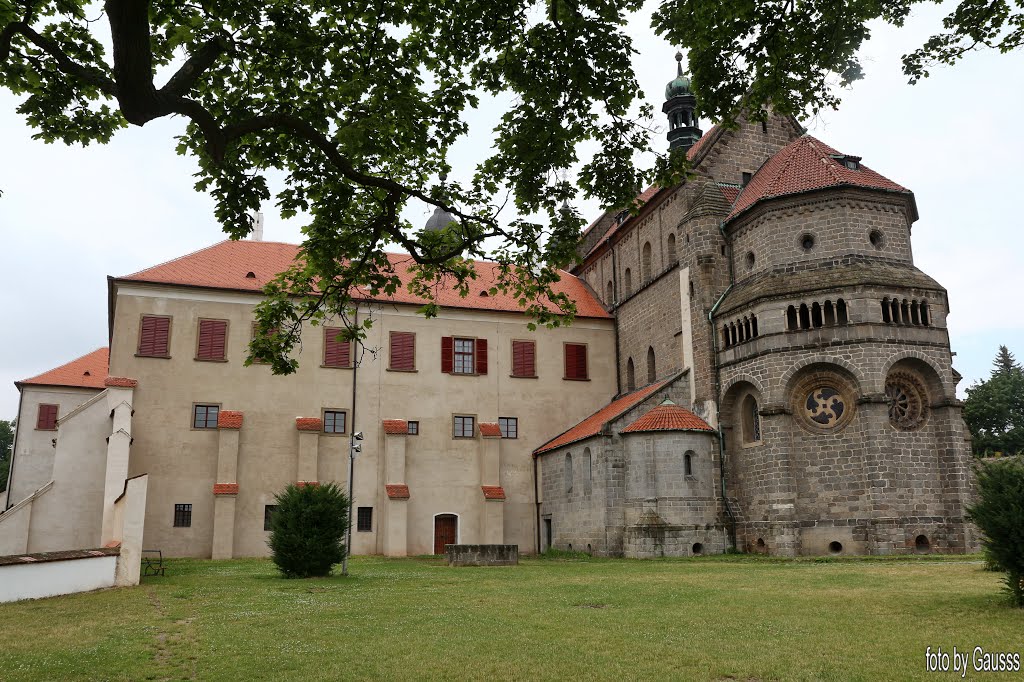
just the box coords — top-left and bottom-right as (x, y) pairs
(993, 345), (1020, 376)
(965, 347), (1024, 457)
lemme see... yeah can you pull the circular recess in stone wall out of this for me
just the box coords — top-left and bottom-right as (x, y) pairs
(915, 535), (930, 553)
(790, 368), (859, 433)
(885, 371), (929, 431)
(745, 251), (755, 269)
(869, 229), (884, 249)
(828, 541), (843, 555)
(692, 542), (704, 555)
(800, 234), (816, 251)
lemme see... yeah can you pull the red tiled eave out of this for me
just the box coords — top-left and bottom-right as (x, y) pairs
(118, 241), (610, 320)
(534, 378), (673, 455)
(481, 485), (506, 500)
(386, 484), (410, 500)
(296, 417), (323, 432)
(104, 376), (137, 388)
(17, 348), (109, 390)
(382, 419), (407, 435)
(218, 410), (243, 429)
(213, 483), (239, 495)
(621, 404), (714, 434)
(479, 422), (502, 438)
(727, 135), (911, 222)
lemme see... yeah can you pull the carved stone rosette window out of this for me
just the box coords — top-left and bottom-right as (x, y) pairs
(790, 369), (858, 432)
(885, 371), (928, 431)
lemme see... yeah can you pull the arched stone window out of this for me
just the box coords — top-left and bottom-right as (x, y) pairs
(920, 301), (930, 326)
(786, 305), (798, 331)
(583, 448), (593, 486)
(606, 280), (614, 304)
(743, 317), (752, 340)
(647, 346), (656, 384)
(799, 303), (811, 330)
(890, 298), (900, 324)
(911, 301), (920, 325)
(882, 298), (891, 323)
(626, 357), (636, 391)
(565, 453), (573, 494)
(824, 300), (836, 326)
(811, 302), (823, 328)
(689, 280), (694, 298)
(642, 242), (653, 283)
(837, 299), (849, 325)
(751, 315), (758, 337)
(741, 394), (761, 444)
(722, 324), (730, 348)
(624, 268), (632, 296)
(900, 299), (910, 324)
(667, 233), (677, 265)
(684, 451), (693, 476)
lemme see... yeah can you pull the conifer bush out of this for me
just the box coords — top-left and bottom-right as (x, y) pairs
(967, 458), (1024, 607)
(268, 482), (349, 578)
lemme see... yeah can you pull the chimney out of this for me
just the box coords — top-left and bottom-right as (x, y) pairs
(250, 212), (264, 241)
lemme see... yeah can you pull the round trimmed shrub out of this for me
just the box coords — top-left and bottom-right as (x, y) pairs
(268, 482), (349, 578)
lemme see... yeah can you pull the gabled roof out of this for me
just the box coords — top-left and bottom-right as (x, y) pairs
(727, 135), (910, 221)
(620, 401), (713, 434)
(533, 378), (672, 455)
(118, 240), (610, 319)
(16, 348), (109, 390)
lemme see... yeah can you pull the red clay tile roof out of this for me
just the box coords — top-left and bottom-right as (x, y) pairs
(17, 348), (109, 390)
(218, 410), (243, 429)
(481, 485), (506, 500)
(533, 378), (673, 455)
(382, 419), (408, 435)
(620, 403), (714, 434)
(727, 135), (909, 221)
(386, 484), (410, 500)
(103, 376), (138, 388)
(479, 422), (502, 438)
(119, 240), (610, 320)
(718, 185), (741, 206)
(295, 417), (323, 432)
(213, 483), (239, 495)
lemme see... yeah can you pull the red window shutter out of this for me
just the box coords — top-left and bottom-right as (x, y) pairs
(565, 343), (587, 379)
(512, 340), (535, 377)
(390, 331), (415, 370)
(576, 344), (588, 379)
(325, 327), (351, 367)
(441, 336), (453, 373)
(37, 404), (57, 430)
(197, 320), (227, 360)
(475, 338), (488, 375)
(138, 316), (170, 356)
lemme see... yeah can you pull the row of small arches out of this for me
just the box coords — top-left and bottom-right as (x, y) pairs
(607, 233), (680, 303)
(722, 315), (759, 348)
(881, 297), (930, 326)
(625, 347), (657, 392)
(786, 299), (849, 331)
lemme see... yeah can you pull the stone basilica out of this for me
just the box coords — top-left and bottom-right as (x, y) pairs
(2, 57), (976, 561)
(534, 55), (977, 557)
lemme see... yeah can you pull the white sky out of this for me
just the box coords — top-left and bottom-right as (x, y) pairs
(1, 3), (1022, 417)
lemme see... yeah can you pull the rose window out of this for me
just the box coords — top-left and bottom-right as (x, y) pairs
(804, 387), (847, 427)
(885, 372), (928, 431)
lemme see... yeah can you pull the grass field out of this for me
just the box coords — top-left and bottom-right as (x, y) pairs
(0, 554), (1020, 681)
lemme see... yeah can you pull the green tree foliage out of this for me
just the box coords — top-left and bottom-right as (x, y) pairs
(964, 346), (1024, 457)
(268, 482), (349, 578)
(0, 419), (13, 493)
(0, 0), (691, 373)
(653, 0), (1024, 126)
(967, 458), (1024, 607)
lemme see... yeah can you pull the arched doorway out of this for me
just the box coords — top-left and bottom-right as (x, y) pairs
(433, 514), (458, 554)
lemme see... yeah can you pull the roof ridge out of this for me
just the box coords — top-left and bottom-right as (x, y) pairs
(805, 136), (845, 186)
(121, 239), (236, 279)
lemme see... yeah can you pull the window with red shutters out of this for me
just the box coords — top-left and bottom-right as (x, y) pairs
(511, 340), (536, 378)
(36, 403), (58, 430)
(389, 331), (415, 371)
(324, 327), (352, 368)
(196, 319), (228, 361)
(475, 338), (488, 375)
(138, 315), (171, 357)
(441, 336), (453, 373)
(564, 343), (589, 380)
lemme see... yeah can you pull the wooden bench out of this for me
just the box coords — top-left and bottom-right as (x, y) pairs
(142, 549), (166, 577)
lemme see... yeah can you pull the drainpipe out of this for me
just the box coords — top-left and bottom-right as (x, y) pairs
(342, 306), (359, 576)
(534, 454), (541, 554)
(610, 246), (622, 396)
(709, 219), (737, 550)
(3, 390), (24, 510)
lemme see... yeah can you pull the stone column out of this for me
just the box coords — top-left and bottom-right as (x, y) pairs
(382, 420), (409, 557)
(478, 423), (504, 544)
(211, 411), (243, 560)
(295, 417), (322, 485)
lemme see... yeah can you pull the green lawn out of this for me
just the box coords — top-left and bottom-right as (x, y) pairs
(0, 554), (1020, 681)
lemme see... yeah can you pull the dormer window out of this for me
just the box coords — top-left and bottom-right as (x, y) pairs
(831, 154), (861, 171)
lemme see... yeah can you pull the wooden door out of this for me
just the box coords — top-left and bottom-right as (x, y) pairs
(434, 514), (457, 554)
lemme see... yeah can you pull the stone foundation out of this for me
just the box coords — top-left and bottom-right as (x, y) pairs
(445, 544), (519, 567)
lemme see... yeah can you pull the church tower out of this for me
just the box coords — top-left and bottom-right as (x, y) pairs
(663, 51), (702, 152)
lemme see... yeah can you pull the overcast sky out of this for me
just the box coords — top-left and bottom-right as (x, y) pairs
(2, 3), (1022, 417)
